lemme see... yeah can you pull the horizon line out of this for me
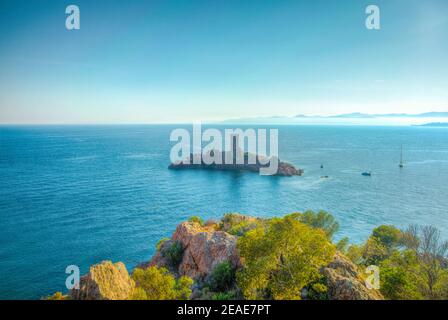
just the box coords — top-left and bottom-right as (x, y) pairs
(0, 122), (444, 127)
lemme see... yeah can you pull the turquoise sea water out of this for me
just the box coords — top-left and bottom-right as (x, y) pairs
(0, 125), (447, 299)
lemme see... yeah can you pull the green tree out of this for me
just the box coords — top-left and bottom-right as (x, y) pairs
(346, 244), (364, 265)
(402, 225), (448, 299)
(380, 266), (422, 300)
(131, 266), (193, 300)
(297, 210), (340, 240)
(336, 237), (350, 253)
(236, 215), (335, 300)
(371, 225), (402, 250)
(379, 251), (423, 300)
(362, 237), (389, 266)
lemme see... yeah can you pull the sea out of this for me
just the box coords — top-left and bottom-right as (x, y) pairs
(0, 124), (447, 299)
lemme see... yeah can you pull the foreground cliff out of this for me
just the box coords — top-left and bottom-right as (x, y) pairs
(70, 261), (135, 300)
(52, 213), (382, 301)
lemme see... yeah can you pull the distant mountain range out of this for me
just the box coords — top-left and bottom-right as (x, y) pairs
(294, 112), (448, 118)
(223, 112), (448, 123)
(417, 122), (448, 127)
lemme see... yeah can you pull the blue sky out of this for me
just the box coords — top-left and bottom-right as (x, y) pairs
(0, 0), (447, 124)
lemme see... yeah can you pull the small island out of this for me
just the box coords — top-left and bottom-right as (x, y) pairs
(169, 135), (303, 177)
(169, 152), (303, 176)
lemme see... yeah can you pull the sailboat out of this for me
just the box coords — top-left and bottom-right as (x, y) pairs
(399, 145), (404, 168)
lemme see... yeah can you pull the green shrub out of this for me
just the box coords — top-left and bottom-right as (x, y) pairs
(236, 214), (335, 300)
(45, 292), (68, 300)
(162, 241), (184, 268)
(228, 222), (258, 236)
(130, 287), (148, 300)
(346, 244), (363, 265)
(336, 237), (350, 253)
(212, 291), (237, 300)
(189, 216), (204, 226)
(297, 210), (340, 240)
(380, 265), (423, 300)
(209, 261), (236, 292)
(306, 281), (328, 300)
(362, 237), (388, 265)
(345, 223), (448, 300)
(175, 276), (195, 300)
(221, 213), (262, 236)
(131, 266), (193, 300)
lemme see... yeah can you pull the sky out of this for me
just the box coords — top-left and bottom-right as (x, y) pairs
(0, 0), (447, 124)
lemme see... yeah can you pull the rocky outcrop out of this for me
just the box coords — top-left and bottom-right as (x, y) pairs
(169, 152), (303, 176)
(70, 261), (135, 300)
(60, 215), (384, 301)
(322, 253), (383, 300)
(147, 219), (383, 300)
(149, 222), (241, 280)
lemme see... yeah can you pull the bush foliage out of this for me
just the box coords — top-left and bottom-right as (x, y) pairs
(188, 216), (204, 226)
(162, 240), (184, 268)
(236, 214), (335, 300)
(208, 261), (236, 292)
(346, 224), (448, 300)
(131, 266), (193, 300)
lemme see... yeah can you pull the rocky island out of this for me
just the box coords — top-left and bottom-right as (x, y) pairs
(169, 152), (303, 176)
(169, 135), (303, 177)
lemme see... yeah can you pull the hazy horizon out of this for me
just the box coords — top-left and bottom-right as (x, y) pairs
(1, 0), (447, 124)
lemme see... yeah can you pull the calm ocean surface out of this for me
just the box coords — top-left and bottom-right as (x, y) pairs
(0, 125), (447, 299)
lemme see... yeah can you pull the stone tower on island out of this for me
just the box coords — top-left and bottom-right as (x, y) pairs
(230, 134), (242, 164)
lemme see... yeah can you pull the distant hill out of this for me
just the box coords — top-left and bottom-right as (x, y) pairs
(223, 112), (448, 123)
(418, 122), (448, 127)
(294, 112), (375, 118)
(330, 112), (376, 118)
(294, 112), (448, 118)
